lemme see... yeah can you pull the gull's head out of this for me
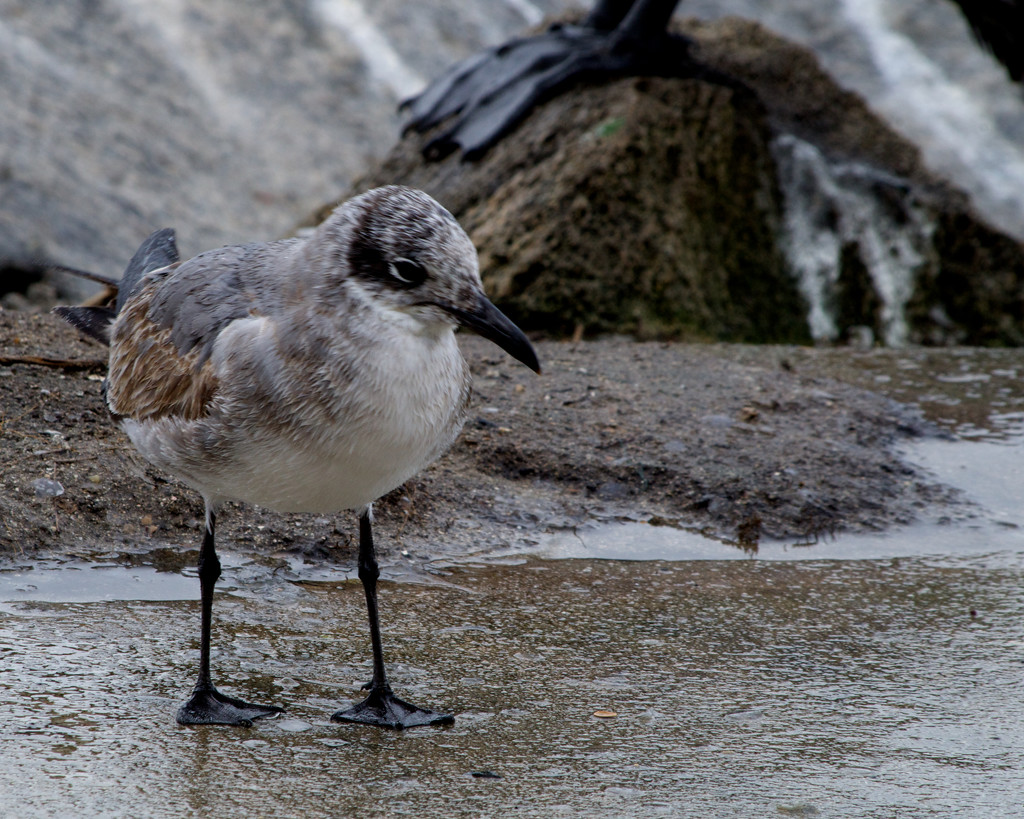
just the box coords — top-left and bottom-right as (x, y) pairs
(318, 186), (540, 373)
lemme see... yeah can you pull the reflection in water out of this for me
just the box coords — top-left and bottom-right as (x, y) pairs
(0, 562), (197, 604)
(2, 554), (1023, 817)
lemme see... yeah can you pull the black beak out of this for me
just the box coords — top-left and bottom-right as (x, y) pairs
(438, 295), (541, 374)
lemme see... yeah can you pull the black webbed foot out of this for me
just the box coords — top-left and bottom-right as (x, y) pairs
(331, 684), (454, 730)
(176, 684), (284, 727)
(402, 20), (698, 160)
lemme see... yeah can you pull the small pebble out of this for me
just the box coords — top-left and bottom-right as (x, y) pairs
(32, 478), (64, 498)
(276, 719), (313, 732)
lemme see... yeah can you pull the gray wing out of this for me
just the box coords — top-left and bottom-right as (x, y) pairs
(53, 228), (181, 345)
(145, 238), (302, 365)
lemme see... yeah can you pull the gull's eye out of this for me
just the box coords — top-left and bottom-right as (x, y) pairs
(389, 258), (428, 287)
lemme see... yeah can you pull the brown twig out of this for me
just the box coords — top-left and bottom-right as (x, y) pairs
(0, 354), (106, 371)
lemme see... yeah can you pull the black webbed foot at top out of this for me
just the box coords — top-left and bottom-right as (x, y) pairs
(402, 0), (705, 160)
(402, 24), (694, 161)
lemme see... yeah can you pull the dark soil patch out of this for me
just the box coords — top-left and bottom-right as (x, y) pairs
(0, 309), (959, 566)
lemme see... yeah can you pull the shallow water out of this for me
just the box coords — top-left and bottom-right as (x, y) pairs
(2, 547), (1024, 818)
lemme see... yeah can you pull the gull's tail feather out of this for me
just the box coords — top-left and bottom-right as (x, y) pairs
(52, 228), (180, 346)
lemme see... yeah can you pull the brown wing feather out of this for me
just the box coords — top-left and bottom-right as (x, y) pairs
(106, 277), (220, 422)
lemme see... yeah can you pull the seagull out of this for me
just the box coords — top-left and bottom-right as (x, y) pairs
(55, 185), (540, 729)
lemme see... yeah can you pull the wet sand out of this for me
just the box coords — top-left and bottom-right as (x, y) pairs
(2, 553), (1023, 817)
(3, 309), (1024, 816)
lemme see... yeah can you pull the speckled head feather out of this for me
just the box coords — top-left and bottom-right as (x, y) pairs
(308, 186), (485, 327)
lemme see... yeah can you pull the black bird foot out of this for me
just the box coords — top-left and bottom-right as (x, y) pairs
(331, 686), (454, 729)
(176, 684), (284, 727)
(402, 20), (698, 160)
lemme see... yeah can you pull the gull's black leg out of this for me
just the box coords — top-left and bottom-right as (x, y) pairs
(176, 508), (284, 726)
(332, 505), (453, 729)
(583, 0), (637, 31)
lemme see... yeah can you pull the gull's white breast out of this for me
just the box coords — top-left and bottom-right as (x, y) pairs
(121, 312), (470, 513)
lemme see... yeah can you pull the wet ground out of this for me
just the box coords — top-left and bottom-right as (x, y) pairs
(2, 544), (1023, 818)
(2, 433), (1024, 817)
(0, 310), (971, 558)
(3, 311), (1024, 815)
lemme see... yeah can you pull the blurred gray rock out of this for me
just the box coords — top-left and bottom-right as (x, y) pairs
(0, 0), (558, 298)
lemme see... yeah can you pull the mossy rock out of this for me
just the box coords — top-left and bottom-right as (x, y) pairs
(331, 74), (808, 343)
(314, 16), (1024, 346)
